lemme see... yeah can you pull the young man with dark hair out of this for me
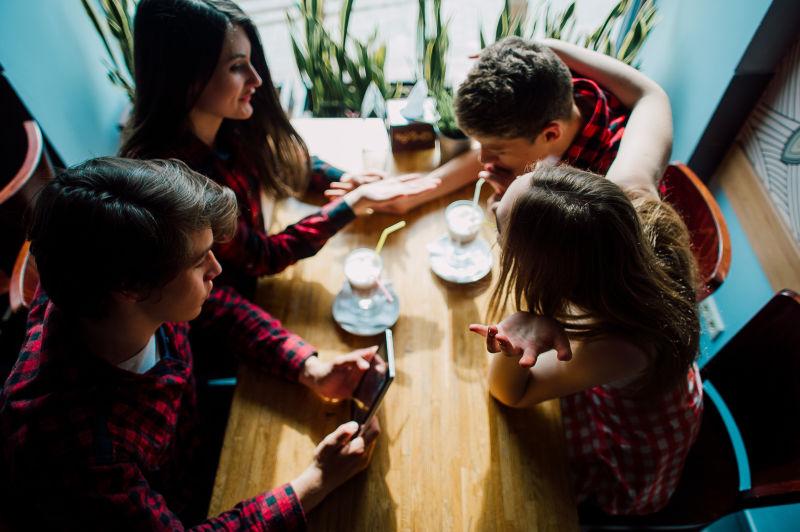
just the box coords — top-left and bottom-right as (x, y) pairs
(0, 158), (380, 530)
(357, 38), (671, 212)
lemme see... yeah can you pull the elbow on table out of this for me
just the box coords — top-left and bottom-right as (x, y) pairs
(487, 380), (526, 409)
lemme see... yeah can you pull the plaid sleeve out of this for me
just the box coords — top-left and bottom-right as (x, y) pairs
(48, 462), (306, 531)
(215, 197), (355, 278)
(308, 156), (346, 193)
(193, 285), (317, 380)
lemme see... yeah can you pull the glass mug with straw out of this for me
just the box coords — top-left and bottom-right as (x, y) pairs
(343, 221), (405, 313)
(444, 178), (485, 266)
(344, 248), (383, 311)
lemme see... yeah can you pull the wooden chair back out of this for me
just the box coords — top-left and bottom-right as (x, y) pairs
(9, 241), (38, 313)
(0, 120), (53, 277)
(659, 163), (732, 301)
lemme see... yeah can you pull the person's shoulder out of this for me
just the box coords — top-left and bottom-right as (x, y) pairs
(572, 333), (651, 388)
(2, 292), (61, 400)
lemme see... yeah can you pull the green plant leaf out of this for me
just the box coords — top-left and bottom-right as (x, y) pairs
(560, 1), (575, 31)
(340, 0), (353, 49)
(81, 0), (116, 64)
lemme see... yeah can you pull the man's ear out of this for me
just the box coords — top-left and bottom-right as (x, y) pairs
(540, 121), (562, 143)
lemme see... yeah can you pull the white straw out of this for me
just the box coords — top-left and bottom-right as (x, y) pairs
(472, 177), (486, 205)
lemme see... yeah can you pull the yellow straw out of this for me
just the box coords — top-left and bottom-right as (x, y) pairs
(472, 177), (486, 205)
(375, 221), (406, 254)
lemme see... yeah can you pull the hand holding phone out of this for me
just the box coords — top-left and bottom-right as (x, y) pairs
(292, 417), (381, 513)
(351, 329), (396, 433)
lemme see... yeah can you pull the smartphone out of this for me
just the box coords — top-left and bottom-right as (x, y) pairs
(350, 328), (395, 432)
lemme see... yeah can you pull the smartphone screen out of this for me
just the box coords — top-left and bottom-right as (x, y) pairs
(351, 329), (395, 426)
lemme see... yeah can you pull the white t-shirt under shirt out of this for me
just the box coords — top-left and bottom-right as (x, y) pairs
(117, 334), (159, 374)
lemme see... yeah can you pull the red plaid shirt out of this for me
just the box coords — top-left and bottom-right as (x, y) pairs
(563, 77), (629, 175)
(0, 287), (316, 530)
(560, 364), (703, 515)
(172, 137), (354, 295)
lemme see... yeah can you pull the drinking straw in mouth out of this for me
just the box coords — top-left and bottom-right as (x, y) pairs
(473, 177), (486, 205)
(375, 221), (406, 254)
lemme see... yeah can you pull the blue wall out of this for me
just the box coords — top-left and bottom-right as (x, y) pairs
(0, 0), (128, 165)
(638, 0), (773, 163)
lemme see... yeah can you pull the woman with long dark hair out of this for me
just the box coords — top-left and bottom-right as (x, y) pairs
(472, 164), (703, 515)
(121, 0), (436, 297)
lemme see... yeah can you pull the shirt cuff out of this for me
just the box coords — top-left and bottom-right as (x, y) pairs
(253, 482), (307, 529)
(282, 336), (318, 381)
(311, 155), (346, 182)
(321, 198), (357, 229)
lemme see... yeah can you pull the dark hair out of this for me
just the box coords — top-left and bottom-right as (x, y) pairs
(28, 157), (237, 318)
(490, 165), (700, 392)
(455, 37), (573, 140)
(120, 0), (310, 197)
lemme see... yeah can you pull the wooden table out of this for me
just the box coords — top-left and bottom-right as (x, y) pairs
(209, 119), (578, 531)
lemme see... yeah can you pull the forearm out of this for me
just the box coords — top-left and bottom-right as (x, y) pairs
(378, 149), (482, 213)
(51, 464), (307, 531)
(195, 484), (307, 531)
(605, 89), (672, 191)
(291, 465), (328, 514)
(487, 353), (531, 407)
(216, 200), (355, 277)
(309, 156), (346, 193)
(195, 285), (316, 380)
(542, 38), (661, 106)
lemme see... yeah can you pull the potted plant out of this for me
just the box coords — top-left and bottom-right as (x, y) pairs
(287, 0), (390, 117)
(81, 0), (136, 102)
(480, 0), (657, 67)
(434, 88), (470, 164)
(416, 0), (468, 162)
(417, 0), (449, 98)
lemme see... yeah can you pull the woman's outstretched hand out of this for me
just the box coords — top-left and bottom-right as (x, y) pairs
(326, 170), (387, 194)
(336, 173), (440, 215)
(469, 312), (573, 368)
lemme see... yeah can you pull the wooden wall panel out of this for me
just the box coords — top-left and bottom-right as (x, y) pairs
(716, 145), (800, 292)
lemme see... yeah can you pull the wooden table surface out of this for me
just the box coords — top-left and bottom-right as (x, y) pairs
(209, 119), (578, 531)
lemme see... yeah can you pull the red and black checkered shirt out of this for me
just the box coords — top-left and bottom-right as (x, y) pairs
(561, 364), (703, 514)
(172, 137), (355, 296)
(563, 77), (629, 175)
(0, 287), (316, 530)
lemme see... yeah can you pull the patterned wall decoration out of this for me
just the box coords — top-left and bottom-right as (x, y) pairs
(738, 37), (800, 244)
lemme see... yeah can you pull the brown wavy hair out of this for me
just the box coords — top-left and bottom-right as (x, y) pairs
(489, 165), (700, 392)
(119, 0), (309, 197)
(29, 157), (237, 318)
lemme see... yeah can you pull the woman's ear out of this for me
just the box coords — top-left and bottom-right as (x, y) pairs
(111, 290), (141, 304)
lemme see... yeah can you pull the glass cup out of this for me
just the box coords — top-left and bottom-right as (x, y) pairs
(445, 200), (484, 268)
(344, 248), (383, 311)
(446, 200), (483, 243)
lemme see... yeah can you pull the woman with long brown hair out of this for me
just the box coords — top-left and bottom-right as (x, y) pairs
(120, 0), (436, 297)
(471, 163), (702, 515)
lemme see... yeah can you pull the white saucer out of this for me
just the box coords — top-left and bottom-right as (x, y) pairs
(332, 280), (400, 336)
(428, 234), (493, 284)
